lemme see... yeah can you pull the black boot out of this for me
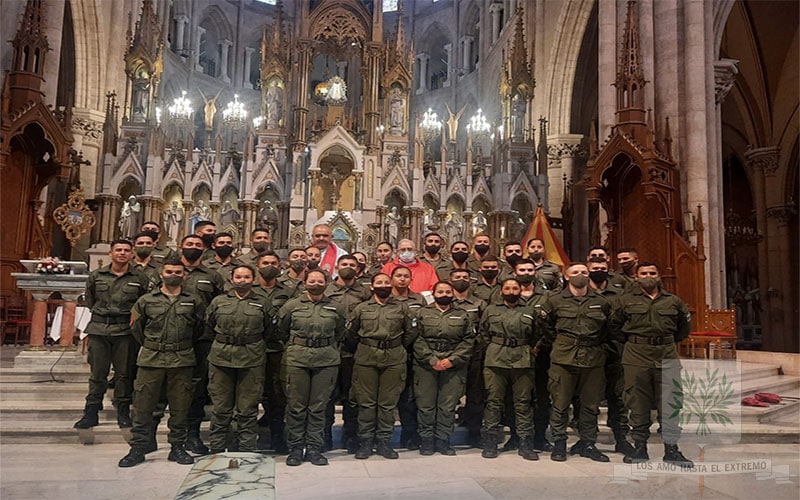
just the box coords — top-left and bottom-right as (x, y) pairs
(74, 407), (99, 429)
(613, 431), (635, 455)
(285, 446), (303, 466)
(168, 444), (194, 465)
(480, 429), (498, 459)
(435, 438), (456, 456)
(466, 430), (482, 448)
(116, 403), (132, 429)
(569, 439), (587, 455)
(321, 427), (333, 453)
(344, 435), (359, 454)
(518, 438), (539, 461)
(580, 442), (610, 462)
(304, 448), (329, 466)
(551, 440), (567, 462)
(623, 440), (649, 464)
(419, 437), (435, 456)
(663, 444), (694, 468)
(376, 439), (399, 459)
(501, 430), (520, 452)
(404, 432), (421, 450)
(355, 438), (373, 460)
(185, 433), (210, 456)
(533, 432), (554, 452)
(118, 448), (146, 468)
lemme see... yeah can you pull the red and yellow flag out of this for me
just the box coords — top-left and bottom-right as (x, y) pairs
(520, 205), (571, 269)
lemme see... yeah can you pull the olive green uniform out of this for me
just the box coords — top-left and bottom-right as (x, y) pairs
(543, 289), (611, 443)
(83, 265), (149, 411)
(612, 288), (691, 445)
(455, 295), (488, 436)
(203, 257), (237, 292)
(471, 280), (499, 303)
(419, 254), (453, 281)
(204, 291), (274, 452)
(413, 305), (474, 441)
(480, 303), (541, 442)
(533, 260), (563, 292)
(608, 271), (636, 292)
(150, 246), (178, 263)
(392, 293), (426, 445)
(278, 273), (305, 298)
(277, 295), (346, 451)
(345, 299), (416, 441)
(132, 261), (161, 290)
(129, 290), (204, 449)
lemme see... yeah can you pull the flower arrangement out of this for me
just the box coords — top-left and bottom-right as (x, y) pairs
(35, 257), (71, 275)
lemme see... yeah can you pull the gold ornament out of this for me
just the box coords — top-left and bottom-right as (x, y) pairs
(53, 187), (96, 247)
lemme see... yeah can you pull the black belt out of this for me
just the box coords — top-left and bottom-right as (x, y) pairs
(360, 337), (403, 349)
(91, 314), (131, 325)
(426, 339), (461, 351)
(143, 339), (193, 351)
(628, 334), (675, 345)
(557, 332), (602, 347)
(289, 336), (334, 348)
(214, 333), (264, 345)
(490, 336), (529, 348)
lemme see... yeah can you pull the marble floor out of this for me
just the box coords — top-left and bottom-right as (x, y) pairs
(0, 441), (798, 500)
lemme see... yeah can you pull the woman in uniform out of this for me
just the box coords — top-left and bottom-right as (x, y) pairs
(413, 281), (474, 455)
(345, 273), (416, 460)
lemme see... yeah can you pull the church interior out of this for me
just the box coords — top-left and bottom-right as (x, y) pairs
(0, 0), (797, 352)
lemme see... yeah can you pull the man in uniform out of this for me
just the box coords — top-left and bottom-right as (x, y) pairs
(499, 242), (524, 281)
(74, 239), (149, 430)
(118, 259), (204, 467)
(254, 251), (293, 453)
(450, 268), (487, 447)
(194, 220), (218, 262)
(305, 245), (322, 271)
(323, 255), (373, 452)
(131, 232), (161, 289)
(449, 241), (475, 280)
(610, 247), (639, 291)
(279, 248), (308, 297)
(236, 227), (272, 269)
(526, 238), (563, 292)
(203, 232), (237, 291)
(471, 255), (501, 303)
(179, 234), (226, 455)
(543, 262), (612, 463)
(140, 220), (178, 262)
(419, 232), (452, 281)
(612, 262), (694, 467)
(467, 233), (492, 274)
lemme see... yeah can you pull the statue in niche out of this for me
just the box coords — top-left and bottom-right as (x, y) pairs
(259, 200), (278, 228)
(163, 201), (184, 244)
(423, 208), (439, 236)
(118, 195), (141, 239)
(472, 210), (488, 236)
(389, 94), (405, 133)
(219, 200), (241, 228)
(510, 210), (527, 243)
(131, 78), (150, 122)
(326, 75), (347, 105)
(265, 81), (283, 129)
(190, 200), (212, 232)
(385, 206), (402, 248)
(198, 88), (224, 130)
(445, 211), (464, 244)
(511, 93), (526, 141)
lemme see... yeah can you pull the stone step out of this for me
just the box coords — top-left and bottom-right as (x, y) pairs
(738, 374), (800, 398)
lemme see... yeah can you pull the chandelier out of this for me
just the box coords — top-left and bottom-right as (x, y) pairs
(466, 108), (491, 140)
(222, 94), (248, 129)
(168, 90), (193, 122)
(724, 209), (762, 247)
(420, 108), (442, 143)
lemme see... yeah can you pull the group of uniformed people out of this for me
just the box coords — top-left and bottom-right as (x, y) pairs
(72, 219), (695, 469)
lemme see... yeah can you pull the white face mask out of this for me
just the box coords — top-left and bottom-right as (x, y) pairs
(399, 250), (416, 263)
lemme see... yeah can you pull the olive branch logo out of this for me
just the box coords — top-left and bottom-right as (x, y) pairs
(669, 367), (735, 436)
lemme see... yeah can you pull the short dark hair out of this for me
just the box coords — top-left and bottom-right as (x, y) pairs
(306, 269), (329, 283)
(503, 242), (523, 250)
(450, 240), (469, 251)
(617, 247), (638, 256)
(433, 280), (453, 292)
(587, 256), (608, 265)
(160, 258), (184, 270)
(230, 264), (256, 278)
(526, 238), (545, 248)
(110, 238), (133, 248)
(181, 234), (203, 245)
(424, 232), (443, 240)
(141, 220), (161, 229)
(304, 245), (317, 253)
(133, 232), (155, 242)
(390, 265), (412, 277)
(513, 258), (535, 270)
(587, 245), (609, 255)
(376, 241), (394, 250)
(257, 250), (280, 263)
(449, 268), (471, 278)
(480, 254), (500, 264)
(565, 261), (587, 272)
(637, 260), (659, 271)
(252, 227), (271, 237)
(214, 232), (234, 242)
(338, 254), (358, 265)
(195, 220), (216, 231)
(371, 272), (391, 284)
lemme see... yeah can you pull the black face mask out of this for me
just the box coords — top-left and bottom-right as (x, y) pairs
(474, 244), (490, 255)
(451, 280), (471, 293)
(425, 245), (441, 256)
(506, 254), (522, 268)
(434, 296), (454, 306)
(451, 251), (469, 264)
(338, 268), (357, 280)
(182, 248), (203, 262)
(162, 275), (183, 287)
(200, 234), (216, 248)
(373, 286), (393, 299)
(215, 246), (234, 259)
(480, 269), (499, 281)
(502, 293), (521, 304)
(259, 266), (281, 281)
(305, 284), (327, 296)
(621, 261), (636, 272)
(232, 283), (253, 295)
(252, 242), (271, 253)
(290, 260), (307, 273)
(515, 274), (535, 286)
(307, 261), (319, 270)
(589, 270), (609, 284)
(530, 251), (544, 261)
(134, 246), (154, 259)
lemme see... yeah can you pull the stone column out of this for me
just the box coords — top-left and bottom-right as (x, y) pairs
(443, 44), (453, 87)
(195, 27), (206, 71)
(174, 15), (189, 52)
(416, 53), (429, 94)
(461, 36), (474, 72)
(28, 293), (49, 349)
(243, 47), (255, 89)
(293, 40), (313, 150)
(219, 39), (233, 83)
(490, 3), (503, 44)
(58, 299), (77, 348)
(765, 204), (798, 352)
(597, 0), (618, 140)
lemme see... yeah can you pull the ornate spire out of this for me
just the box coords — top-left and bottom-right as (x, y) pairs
(615, 1), (647, 113)
(124, 0), (163, 123)
(395, 0), (406, 54)
(11, 0), (49, 76)
(501, 7), (534, 101)
(127, 0), (161, 62)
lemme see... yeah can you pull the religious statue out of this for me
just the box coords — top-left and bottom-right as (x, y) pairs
(385, 206), (402, 247)
(131, 77), (150, 122)
(118, 195), (141, 239)
(189, 200), (211, 232)
(326, 75), (347, 105)
(472, 210), (488, 236)
(445, 103), (466, 145)
(511, 210), (527, 242)
(265, 81), (284, 129)
(422, 208), (439, 236)
(389, 94), (405, 133)
(259, 199), (278, 228)
(198, 88), (224, 130)
(163, 201), (184, 244)
(445, 211), (464, 244)
(219, 200), (241, 229)
(511, 93), (526, 141)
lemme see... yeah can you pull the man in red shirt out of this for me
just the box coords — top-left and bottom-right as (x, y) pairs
(380, 239), (439, 293)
